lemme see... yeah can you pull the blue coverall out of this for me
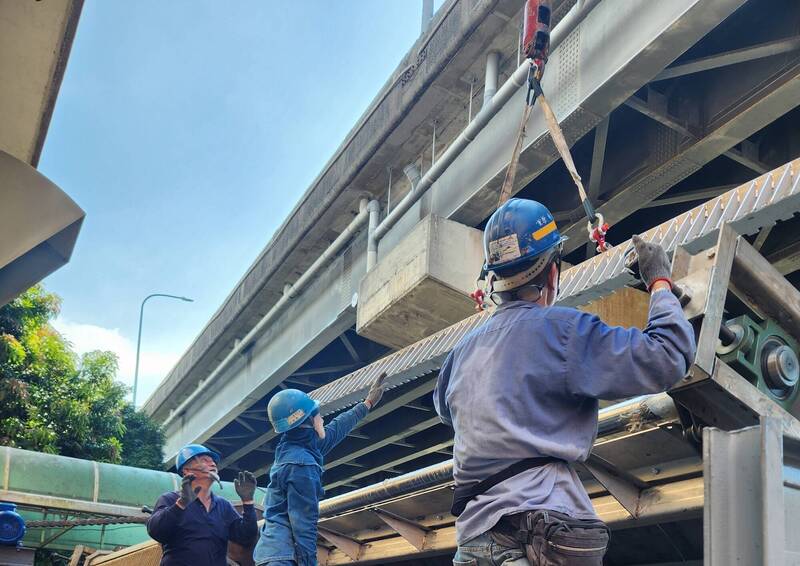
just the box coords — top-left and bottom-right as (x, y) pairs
(147, 490), (257, 566)
(253, 402), (369, 566)
(434, 290), (696, 563)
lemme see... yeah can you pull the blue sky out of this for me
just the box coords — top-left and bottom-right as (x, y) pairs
(40, 0), (443, 405)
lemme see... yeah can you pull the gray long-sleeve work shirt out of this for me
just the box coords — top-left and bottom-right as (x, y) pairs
(433, 289), (695, 544)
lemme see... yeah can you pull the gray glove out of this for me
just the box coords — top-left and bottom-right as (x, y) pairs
(234, 471), (257, 502)
(365, 373), (387, 409)
(628, 235), (672, 290)
(177, 474), (200, 508)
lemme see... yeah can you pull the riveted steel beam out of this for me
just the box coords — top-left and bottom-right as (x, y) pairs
(560, 57), (800, 254)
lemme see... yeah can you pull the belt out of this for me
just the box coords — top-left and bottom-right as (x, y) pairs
(450, 456), (563, 517)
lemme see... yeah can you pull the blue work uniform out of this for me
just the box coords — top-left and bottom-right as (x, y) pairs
(147, 490), (257, 566)
(433, 290), (696, 547)
(253, 402), (369, 566)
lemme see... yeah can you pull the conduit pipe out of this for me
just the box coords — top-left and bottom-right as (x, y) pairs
(319, 392), (674, 517)
(366, 200), (381, 270)
(162, 199), (377, 429)
(369, 0), (602, 253)
(483, 51), (500, 105)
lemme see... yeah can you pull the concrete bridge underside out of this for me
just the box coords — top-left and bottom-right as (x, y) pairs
(147, 0), (800, 503)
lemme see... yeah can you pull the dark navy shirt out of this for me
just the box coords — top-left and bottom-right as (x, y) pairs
(147, 490), (257, 566)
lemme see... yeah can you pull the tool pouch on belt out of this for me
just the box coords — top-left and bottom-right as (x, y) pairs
(493, 510), (609, 565)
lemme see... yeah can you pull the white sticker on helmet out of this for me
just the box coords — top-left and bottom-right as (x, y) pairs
(488, 233), (521, 264)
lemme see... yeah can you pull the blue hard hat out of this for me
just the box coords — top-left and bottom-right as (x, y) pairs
(268, 389), (320, 434)
(483, 198), (565, 271)
(175, 444), (220, 475)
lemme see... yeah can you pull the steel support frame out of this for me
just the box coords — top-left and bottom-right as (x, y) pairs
(560, 52), (800, 254)
(654, 35), (800, 81)
(623, 93), (770, 175)
(704, 417), (800, 564)
(670, 224), (800, 437)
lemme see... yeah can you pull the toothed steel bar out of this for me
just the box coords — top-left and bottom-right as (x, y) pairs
(559, 159), (800, 306)
(310, 160), (800, 415)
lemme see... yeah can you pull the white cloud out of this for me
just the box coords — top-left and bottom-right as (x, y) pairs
(52, 318), (180, 405)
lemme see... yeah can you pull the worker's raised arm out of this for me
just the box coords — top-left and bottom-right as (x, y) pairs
(319, 373), (386, 454)
(318, 402), (368, 455)
(146, 492), (183, 543)
(566, 236), (695, 399)
(565, 290), (695, 399)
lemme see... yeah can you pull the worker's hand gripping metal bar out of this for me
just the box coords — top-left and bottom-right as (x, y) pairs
(624, 236), (690, 303)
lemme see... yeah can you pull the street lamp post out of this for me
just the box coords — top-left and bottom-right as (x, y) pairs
(134, 293), (193, 407)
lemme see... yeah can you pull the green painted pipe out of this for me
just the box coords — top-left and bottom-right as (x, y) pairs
(0, 446), (265, 551)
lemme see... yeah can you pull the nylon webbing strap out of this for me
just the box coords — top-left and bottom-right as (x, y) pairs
(497, 101), (536, 208)
(535, 83), (594, 220)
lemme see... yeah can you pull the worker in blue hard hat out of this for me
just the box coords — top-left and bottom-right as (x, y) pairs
(252, 373), (387, 566)
(147, 443), (258, 566)
(434, 198), (696, 565)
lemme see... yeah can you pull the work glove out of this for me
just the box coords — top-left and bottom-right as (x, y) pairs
(177, 474), (200, 508)
(365, 373), (387, 410)
(626, 235), (672, 292)
(234, 471), (257, 503)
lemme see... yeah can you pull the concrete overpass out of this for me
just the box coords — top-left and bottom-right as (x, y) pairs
(147, 0), (800, 503)
(0, 0), (85, 305)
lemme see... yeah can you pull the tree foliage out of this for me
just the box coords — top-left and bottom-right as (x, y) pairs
(120, 403), (166, 469)
(0, 285), (165, 468)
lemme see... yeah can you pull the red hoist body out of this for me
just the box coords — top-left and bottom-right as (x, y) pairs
(522, 0), (552, 71)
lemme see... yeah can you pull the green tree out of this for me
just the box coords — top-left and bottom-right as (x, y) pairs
(0, 285), (164, 467)
(120, 403), (167, 469)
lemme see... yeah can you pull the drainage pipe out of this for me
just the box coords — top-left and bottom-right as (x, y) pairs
(369, 0), (602, 252)
(319, 391), (674, 517)
(366, 200), (381, 270)
(483, 51), (500, 106)
(162, 199), (377, 429)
